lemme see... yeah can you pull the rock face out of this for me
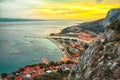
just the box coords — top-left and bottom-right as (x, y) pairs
(103, 8), (120, 27)
(67, 9), (120, 80)
(61, 8), (120, 34)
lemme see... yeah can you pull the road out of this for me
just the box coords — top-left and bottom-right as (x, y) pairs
(47, 36), (90, 43)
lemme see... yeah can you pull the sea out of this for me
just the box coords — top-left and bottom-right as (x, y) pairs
(0, 20), (82, 74)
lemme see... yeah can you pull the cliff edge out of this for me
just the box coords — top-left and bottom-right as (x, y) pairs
(67, 8), (120, 80)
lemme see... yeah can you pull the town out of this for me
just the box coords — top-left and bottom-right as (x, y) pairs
(0, 30), (100, 80)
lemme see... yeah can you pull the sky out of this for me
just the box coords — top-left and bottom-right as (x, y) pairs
(0, 0), (120, 20)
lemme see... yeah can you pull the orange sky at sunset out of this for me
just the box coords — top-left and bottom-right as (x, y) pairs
(0, 0), (120, 21)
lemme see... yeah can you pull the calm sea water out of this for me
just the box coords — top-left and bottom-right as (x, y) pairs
(0, 21), (82, 74)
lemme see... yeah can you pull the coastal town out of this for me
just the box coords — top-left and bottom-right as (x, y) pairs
(0, 0), (120, 78)
(0, 29), (100, 80)
(0, 0), (120, 79)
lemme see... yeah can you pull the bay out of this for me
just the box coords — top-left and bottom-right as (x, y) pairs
(0, 21), (82, 73)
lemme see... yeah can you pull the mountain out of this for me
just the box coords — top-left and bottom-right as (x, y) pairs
(0, 18), (47, 22)
(61, 8), (120, 34)
(102, 8), (120, 27)
(67, 9), (120, 80)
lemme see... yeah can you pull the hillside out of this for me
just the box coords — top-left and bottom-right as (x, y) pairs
(61, 19), (105, 34)
(61, 8), (120, 34)
(67, 9), (120, 80)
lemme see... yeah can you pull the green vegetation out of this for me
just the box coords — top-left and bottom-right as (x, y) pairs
(33, 71), (70, 80)
(50, 33), (78, 37)
(34, 72), (63, 80)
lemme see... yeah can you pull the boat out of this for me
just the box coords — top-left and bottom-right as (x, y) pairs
(33, 58), (41, 61)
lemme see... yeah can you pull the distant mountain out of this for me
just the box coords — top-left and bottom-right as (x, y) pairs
(0, 18), (47, 22)
(61, 8), (120, 34)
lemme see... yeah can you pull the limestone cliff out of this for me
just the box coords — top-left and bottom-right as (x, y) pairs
(67, 9), (120, 80)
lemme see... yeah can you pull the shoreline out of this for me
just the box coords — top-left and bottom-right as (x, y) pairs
(0, 20), (91, 76)
(0, 22), (97, 79)
(47, 37), (71, 57)
(0, 31), (91, 74)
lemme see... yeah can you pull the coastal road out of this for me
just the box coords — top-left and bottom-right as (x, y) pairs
(47, 36), (90, 43)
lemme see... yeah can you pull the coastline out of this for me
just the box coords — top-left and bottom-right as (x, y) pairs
(0, 21), (101, 80)
(0, 20), (92, 78)
(47, 37), (71, 57)
(0, 21), (91, 75)
(0, 7), (119, 80)
(0, 21), (79, 74)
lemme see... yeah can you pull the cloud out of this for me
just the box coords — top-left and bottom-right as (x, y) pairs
(1, 0), (120, 20)
(42, 0), (80, 3)
(0, 0), (8, 2)
(46, 0), (67, 2)
(33, 3), (120, 20)
(47, 0), (69, 3)
(96, 0), (103, 3)
(0, 0), (42, 18)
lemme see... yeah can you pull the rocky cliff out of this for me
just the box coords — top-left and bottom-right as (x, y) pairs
(67, 9), (120, 80)
(61, 8), (120, 34)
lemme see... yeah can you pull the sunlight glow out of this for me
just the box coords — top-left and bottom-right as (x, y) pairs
(33, 3), (120, 20)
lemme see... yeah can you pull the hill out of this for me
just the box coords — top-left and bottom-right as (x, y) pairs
(67, 9), (120, 80)
(61, 8), (120, 34)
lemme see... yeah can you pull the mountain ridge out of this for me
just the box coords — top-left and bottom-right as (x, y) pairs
(61, 8), (120, 34)
(66, 8), (120, 80)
